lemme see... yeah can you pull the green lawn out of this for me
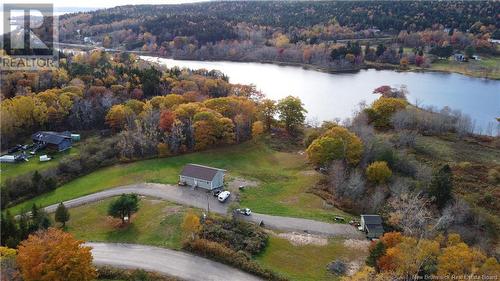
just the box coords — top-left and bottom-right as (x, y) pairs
(57, 197), (187, 249)
(0, 145), (80, 184)
(257, 236), (367, 281)
(429, 56), (500, 80)
(11, 141), (348, 222)
(62, 196), (361, 281)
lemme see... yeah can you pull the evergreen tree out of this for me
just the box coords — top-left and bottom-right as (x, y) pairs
(108, 194), (140, 224)
(429, 165), (453, 209)
(1, 211), (18, 247)
(366, 241), (386, 270)
(55, 202), (70, 227)
(31, 171), (42, 194)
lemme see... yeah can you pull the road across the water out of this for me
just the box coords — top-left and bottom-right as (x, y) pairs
(43, 183), (362, 238)
(87, 242), (262, 281)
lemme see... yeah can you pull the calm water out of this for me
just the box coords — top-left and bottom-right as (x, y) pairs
(143, 56), (500, 133)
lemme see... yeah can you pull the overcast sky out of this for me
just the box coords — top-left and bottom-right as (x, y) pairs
(1, 0), (208, 32)
(3, 0), (207, 9)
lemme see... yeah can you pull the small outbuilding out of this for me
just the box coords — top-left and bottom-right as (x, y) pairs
(179, 164), (226, 190)
(32, 131), (72, 152)
(360, 214), (384, 239)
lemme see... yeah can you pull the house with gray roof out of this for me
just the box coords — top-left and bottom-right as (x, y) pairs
(179, 164), (226, 190)
(360, 214), (384, 239)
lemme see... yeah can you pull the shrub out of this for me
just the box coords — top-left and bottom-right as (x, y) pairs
(391, 107), (473, 137)
(157, 142), (169, 157)
(96, 266), (179, 281)
(183, 239), (286, 281)
(200, 217), (268, 255)
(487, 167), (500, 185)
(366, 161), (392, 184)
(327, 260), (347, 274)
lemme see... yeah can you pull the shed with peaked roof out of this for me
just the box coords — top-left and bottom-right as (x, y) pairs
(32, 131), (72, 152)
(179, 164), (226, 190)
(360, 214), (384, 239)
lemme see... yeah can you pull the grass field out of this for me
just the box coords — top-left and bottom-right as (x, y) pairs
(62, 196), (361, 281)
(429, 56), (500, 80)
(256, 235), (367, 281)
(56, 197), (187, 249)
(11, 141), (349, 222)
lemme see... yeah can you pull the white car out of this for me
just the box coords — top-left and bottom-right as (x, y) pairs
(235, 208), (252, 216)
(217, 191), (231, 202)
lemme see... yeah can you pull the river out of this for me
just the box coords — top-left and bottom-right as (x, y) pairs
(142, 56), (500, 134)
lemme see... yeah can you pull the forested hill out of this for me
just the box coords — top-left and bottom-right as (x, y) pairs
(62, 1), (499, 33)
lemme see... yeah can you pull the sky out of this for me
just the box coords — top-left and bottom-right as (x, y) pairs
(3, 0), (208, 10)
(1, 0), (208, 32)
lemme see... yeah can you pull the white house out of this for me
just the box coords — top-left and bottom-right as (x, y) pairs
(179, 164), (226, 190)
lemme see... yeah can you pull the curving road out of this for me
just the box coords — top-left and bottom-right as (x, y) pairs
(43, 183), (362, 238)
(87, 242), (262, 281)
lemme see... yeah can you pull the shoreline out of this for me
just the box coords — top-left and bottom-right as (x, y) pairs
(145, 54), (500, 81)
(57, 43), (499, 80)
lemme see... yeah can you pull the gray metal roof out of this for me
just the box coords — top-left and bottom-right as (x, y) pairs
(366, 224), (384, 234)
(361, 215), (382, 225)
(32, 131), (71, 145)
(180, 164), (225, 181)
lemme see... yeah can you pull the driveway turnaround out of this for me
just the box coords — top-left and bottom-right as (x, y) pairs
(44, 183), (362, 238)
(87, 242), (262, 281)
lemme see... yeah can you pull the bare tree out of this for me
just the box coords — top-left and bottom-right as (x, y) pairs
(387, 191), (433, 237)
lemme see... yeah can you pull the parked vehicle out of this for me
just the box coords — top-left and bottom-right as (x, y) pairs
(217, 191), (231, 202)
(212, 189), (222, 197)
(8, 145), (22, 154)
(30, 143), (46, 155)
(235, 208), (252, 216)
(334, 216), (345, 222)
(39, 155), (52, 162)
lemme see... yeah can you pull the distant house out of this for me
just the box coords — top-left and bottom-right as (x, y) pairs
(360, 215), (384, 239)
(454, 53), (466, 62)
(179, 164), (226, 190)
(32, 131), (72, 152)
(488, 39), (500, 45)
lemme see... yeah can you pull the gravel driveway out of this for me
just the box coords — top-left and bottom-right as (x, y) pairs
(87, 242), (262, 281)
(43, 183), (362, 238)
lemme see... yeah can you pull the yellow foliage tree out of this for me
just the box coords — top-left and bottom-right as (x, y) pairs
(366, 161), (392, 184)
(105, 104), (134, 131)
(275, 34), (290, 48)
(307, 126), (364, 167)
(437, 241), (486, 276)
(0, 246), (17, 259)
(157, 142), (169, 157)
(369, 97), (407, 128)
(182, 211), (201, 240)
(16, 228), (96, 281)
(252, 121), (264, 139)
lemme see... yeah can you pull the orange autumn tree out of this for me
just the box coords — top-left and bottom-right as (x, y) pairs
(357, 232), (500, 280)
(16, 228), (96, 281)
